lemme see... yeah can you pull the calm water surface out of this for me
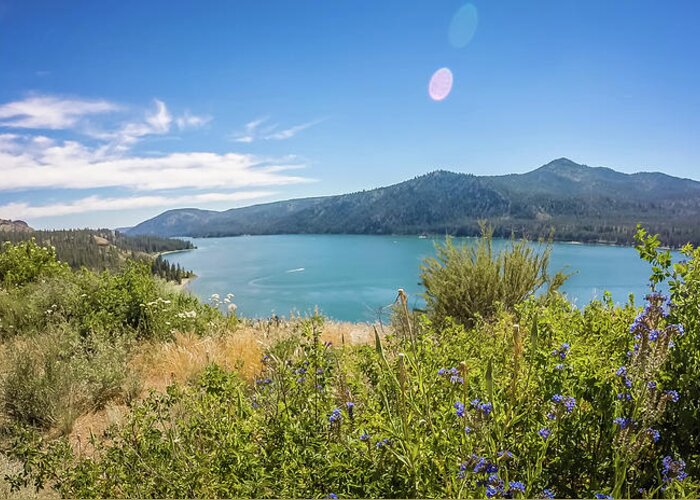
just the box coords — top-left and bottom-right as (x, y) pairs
(164, 235), (659, 322)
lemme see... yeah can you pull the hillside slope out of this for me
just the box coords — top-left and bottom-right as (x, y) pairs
(127, 158), (700, 246)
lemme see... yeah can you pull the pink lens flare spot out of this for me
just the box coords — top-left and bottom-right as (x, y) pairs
(428, 67), (453, 101)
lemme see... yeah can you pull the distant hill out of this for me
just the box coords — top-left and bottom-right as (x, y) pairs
(0, 219), (33, 233)
(127, 158), (700, 247)
(1, 228), (194, 280)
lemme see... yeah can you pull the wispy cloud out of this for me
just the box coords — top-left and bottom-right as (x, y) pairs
(84, 99), (210, 152)
(231, 116), (322, 143)
(176, 110), (212, 130)
(0, 134), (312, 191)
(0, 191), (277, 219)
(0, 94), (312, 224)
(0, 95), (120, 129)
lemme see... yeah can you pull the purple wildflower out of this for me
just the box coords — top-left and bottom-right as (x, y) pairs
(665, 390), (680, 403)
(662, 456), (688, 483)
(329, 408), (342, 424)
(509, 481), (526, 493)
(647, 428), (661, 443)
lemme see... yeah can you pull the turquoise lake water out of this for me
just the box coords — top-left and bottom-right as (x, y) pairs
(163, 235), (660, 322)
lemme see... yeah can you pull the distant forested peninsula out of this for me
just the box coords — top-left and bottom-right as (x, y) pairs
(0, 228), (193, 282)
(126, 158), (700, 248)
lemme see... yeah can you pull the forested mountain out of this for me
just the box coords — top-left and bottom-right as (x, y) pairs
(0, 228), (194, 281)
(127, 158), (700, 247)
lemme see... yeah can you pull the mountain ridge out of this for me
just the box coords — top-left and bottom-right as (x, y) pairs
(127, 158), (700, 247)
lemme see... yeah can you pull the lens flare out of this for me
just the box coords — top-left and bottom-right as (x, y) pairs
(448, 3), (478, 48)
(428, 67), (453, 101)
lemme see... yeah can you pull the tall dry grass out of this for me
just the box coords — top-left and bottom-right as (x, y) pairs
(66, 318), (377, 454)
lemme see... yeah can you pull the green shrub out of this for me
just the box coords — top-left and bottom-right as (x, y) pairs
(0, 240), (68, 288)
(420, 227), (566, 327)
(1, 326), (132, 433)
(635, 226), (700, 475)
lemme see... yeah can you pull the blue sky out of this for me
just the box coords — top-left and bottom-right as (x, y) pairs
(1, 0), (699, 229)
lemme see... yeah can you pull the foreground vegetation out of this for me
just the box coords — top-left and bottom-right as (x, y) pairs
(1, 228), (194, 281)
(0, 228), (699, 498)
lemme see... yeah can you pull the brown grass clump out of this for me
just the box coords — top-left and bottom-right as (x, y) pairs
(130, 319), (376, 394)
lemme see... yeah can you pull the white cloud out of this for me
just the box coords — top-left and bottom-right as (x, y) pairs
(0, 95), (119, 129)
(0, 95), (312, 224)
(0, 134), (311, 191)
(232, 116), (321, 143)
(176, 111), (212, 130)
(0, 191), (276, 219)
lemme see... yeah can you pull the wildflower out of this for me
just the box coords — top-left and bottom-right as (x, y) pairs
(484, 463), (499, 474)
(329, 408), (342, 424)
(554, 364), (565, 371)
(345, 401), (355, 419)
(563, 396), (576, 413)
(509, 481), (526, 493)
(615, 366), (627, 377)
(454, 401), (466, 418)
(542, 489), (555, 499)
(649, 329), (661, 341)
(375, 438), (391, 449)
(551, 343), (570, 360)
(316, 368), (324, 375)
(547, 412), (556, 420)
(647, 428), (661, 443)
(450, 374), (464, 384)
(616, 393), (632, 401)
(296, 377), (305, 384)
(664, 390), (680, 403)
(497, 450), (513, 459)
(538, 428), (551, 440)
(662, 456), (688, 483)
(438, 368), (446, 376)
(327, 494), (338, 499)
(647, 381), (657, 390)
(473, 456), (487, 473)
(486, 473), (502, 485)
(614, 417), (633, 429)
(671, 323), (685, 336)
(594, 494), (612, 499)
(630, 312), (646, 333)
(359, 432), (370, 442)
(467, 399), (493, 416)
(551, 394), (563, 403)
(464, 426), (472, 434)
(486, 485), (499, 498)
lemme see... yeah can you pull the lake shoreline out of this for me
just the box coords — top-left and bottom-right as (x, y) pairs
(161, 233), (661, 251)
